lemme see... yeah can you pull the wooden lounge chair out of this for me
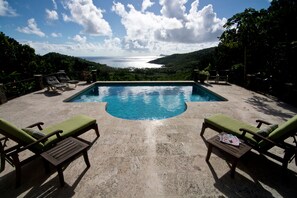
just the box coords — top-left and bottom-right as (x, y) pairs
(200, 114), (297, 169)
(56, 71), (79, 88)
(0, 114), (99, 187)
(44, 75), (67, 91)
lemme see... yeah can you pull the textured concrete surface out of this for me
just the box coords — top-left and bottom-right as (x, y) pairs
(0, 81), (297, 197)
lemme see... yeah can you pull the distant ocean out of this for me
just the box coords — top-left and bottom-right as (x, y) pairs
(82, 56), (163, 69)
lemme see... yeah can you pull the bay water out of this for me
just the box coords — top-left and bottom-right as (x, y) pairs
(82, 55), (163, 69)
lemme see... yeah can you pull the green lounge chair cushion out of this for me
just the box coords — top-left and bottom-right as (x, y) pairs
(42, 114), (96, 146)
(204, 114), (259, 144)
(1, 114), (96, 150)
(0, 118), (44, 150)
(254, 124), (278, 142)
(258, 115), (297, 148)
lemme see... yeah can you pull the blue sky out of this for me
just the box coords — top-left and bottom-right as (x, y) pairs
(0, 0), (271, 57)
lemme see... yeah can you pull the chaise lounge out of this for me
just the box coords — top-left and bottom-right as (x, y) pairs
(56, 71), (79, 88)
(0, 114), (99, 187)
(200, 114), (297, 168)
(44, 75), (67, 91)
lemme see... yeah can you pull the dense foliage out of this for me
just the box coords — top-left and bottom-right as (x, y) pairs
(0, 32), (112, 83)
(219, 0), (297, 85)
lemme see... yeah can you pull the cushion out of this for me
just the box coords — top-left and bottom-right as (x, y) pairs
(204, 114), (259, 144)
(254, 124), (278, 142)
(258, 115), (297, 148)
(0, 118), (44, 150)
(42, 114), (96, 146)
(22, 128), (46, 140)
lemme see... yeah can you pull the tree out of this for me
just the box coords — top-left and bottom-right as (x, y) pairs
(219, 8), (269, 80)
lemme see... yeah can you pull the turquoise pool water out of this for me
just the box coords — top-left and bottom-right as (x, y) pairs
(66, 83), (226, 120)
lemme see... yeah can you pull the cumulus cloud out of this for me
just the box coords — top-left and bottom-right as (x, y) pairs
(156, 1), (226, 43)
(51, 32), (62, 37)
(72, 34), (87, 43)
(103, 37), (122, 50)
(0, 0), (17, 16)
(142, 0), (154, 12)
(112, 2), (183, 52)
(62, 0), (112, 36)
(52, 0), (58, 9)
(112, 0), (226, 53)
(18, 0), (227, 56)
(46, 9), (59, 20)
(17, 18), (45, 37)
(160, 0), (187, 20)
(22, 38), (125, 57)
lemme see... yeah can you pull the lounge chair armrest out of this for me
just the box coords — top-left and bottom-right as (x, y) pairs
(36, 129), (63, 143)
(239, 128), (288, 149)
(255, 119), (272, 128)
(26, 122), (44, 130)
(7, 130), (63, 156)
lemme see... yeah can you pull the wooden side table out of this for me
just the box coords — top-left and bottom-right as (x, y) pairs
(41, 137), (90, 186)
(206, 133), (252, 178)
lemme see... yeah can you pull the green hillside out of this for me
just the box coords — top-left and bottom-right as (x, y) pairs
(150, 47), (217, 71)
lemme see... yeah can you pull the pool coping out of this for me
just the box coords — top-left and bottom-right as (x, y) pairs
(63, 81), (228, 102)
(63, 81), (228, 120)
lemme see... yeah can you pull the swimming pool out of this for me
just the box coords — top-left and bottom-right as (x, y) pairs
(65, 82), (226, 120)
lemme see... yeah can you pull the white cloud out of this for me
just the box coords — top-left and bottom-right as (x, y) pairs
(51, 32), (62, 37)
(166, 2), (226, 43)
(46, 9), (59, 20)
(112, 0), (225, 53)
(22, 39), (125, 57)
(72, 34), (87, 43)
(62, 0), (112, 36)
(17, 18), (45, 37)
(17, 0), (226, 57)
(160, 0), (187, 20)
(142, 0), (154, 12)
(52, 0), (58, 9)
(103, 37), (122, 50)
(112, 2), (183, 52)
(0, 0), (17, 16)
(20, 36), (218, 57)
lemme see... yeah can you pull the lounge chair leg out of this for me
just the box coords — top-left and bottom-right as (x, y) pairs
(200, 122), (207, 136)
(43, 159), (50, 174)
(83, 151), (90, 168)
(57, 166), (65, 187)
(93, 123), (100, 137)
(205, 144), (213, 162)
(282, 149), (294, 169)
(230, 159), (238, 178)
(12, 153), (21, 188)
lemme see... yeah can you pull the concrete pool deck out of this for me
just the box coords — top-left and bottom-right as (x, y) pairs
(0, 81), (297, 197)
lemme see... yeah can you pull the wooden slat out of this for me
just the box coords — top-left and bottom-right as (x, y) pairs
(41, 137), (89, 166)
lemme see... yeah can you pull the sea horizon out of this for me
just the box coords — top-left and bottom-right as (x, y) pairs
(81, 55), (163, 69)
